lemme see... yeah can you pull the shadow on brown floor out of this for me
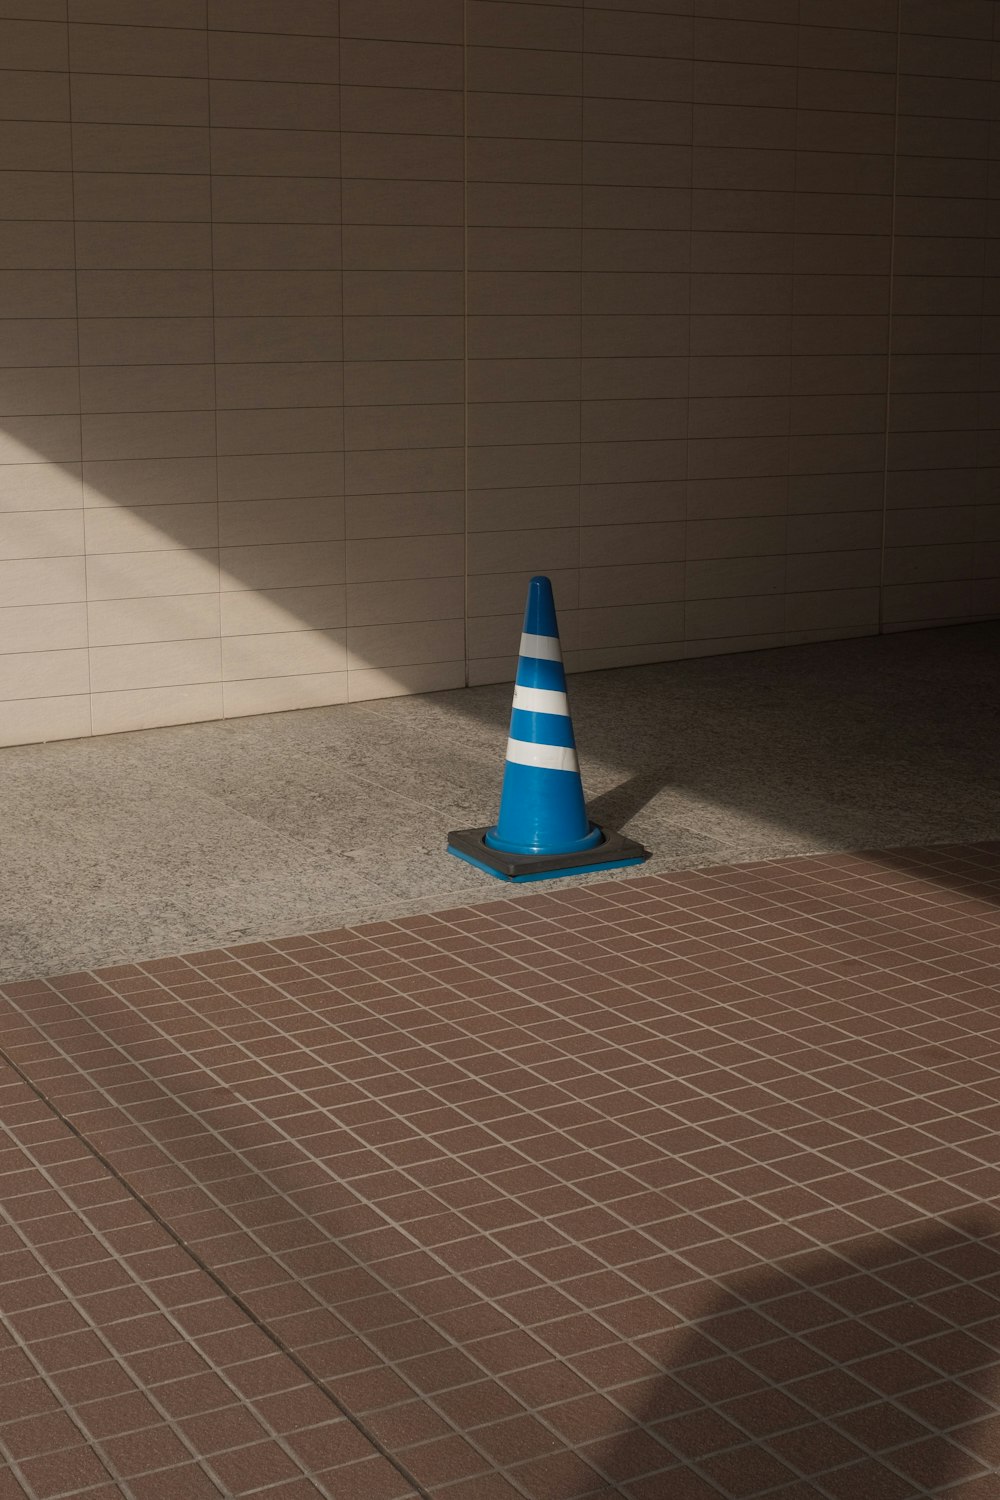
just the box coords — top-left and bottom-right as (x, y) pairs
(602, 1208), (1000, 1499)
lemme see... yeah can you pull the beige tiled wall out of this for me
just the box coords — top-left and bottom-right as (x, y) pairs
(1, 0), (997, 745)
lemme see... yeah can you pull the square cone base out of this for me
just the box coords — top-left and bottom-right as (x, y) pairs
(446, 825), (649, 883)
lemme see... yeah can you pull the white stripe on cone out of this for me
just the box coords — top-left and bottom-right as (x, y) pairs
(519, 631), (562, 661)
(512, 684), (570, 716)
(506, 737), (579, 773)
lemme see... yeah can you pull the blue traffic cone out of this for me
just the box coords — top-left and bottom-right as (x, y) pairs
(447, 576), (649, 882)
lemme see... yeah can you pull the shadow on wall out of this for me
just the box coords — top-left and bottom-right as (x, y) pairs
(601, 1209), (1000, 1497)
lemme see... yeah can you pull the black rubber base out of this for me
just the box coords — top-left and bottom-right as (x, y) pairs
(446, 825), (649, 881)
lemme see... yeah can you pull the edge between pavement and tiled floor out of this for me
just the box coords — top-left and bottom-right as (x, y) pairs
(2, 843), (1000, 1500)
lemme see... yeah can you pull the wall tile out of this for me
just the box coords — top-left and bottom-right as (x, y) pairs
(348, 661), (464, 701)
(81, 456), (216, 508)
(0, 693), (91, 747)
(577, 601), (684, 650)
(212, 175), (339, 224)
(209, 30), (337, 85)
(347, 534), (463, 583)
(686, 593), (785, 639)
(346, 404), (463, 451)
(74, 171), (211, 222)
(76, 269), (212, 318)
(342, 226), (462, 272)
(216, 407), (342, 457)
(581, 481), (686, 526)
(0, 2), (67, 21)
(471, 2), (581, 52)
(222, 628), (346, 681)
(341, 0), (461, 45)
(785, 587), (880, 631)
(1, 601), (88, 653)
(72, 123), (209, 175)
(342, 133), (462, 183)
(345, 362), (462, 410)
(0, 170), (73, 220)
(468, 47), (582, 97)
(81, 411), (216, 461)
(0, 17), (68, 70)
(686, 555), (786, 600)
(340, 39), (462, 91)
(211, 127), (338, 179)
(68, 23), (207, 77)
(78, 317), (214, 366)
(80, 364), (215, 413)
(217, 361), (343, 410)
(785, 548), (881, 591)
(345, 447), (463, 496)
(214, 316), (342, 364)
(0, 643), (83, 699)
(467, 568), (578, 623)
(347, 575), (463, 627)
(346, 618), (464, 670)
(208, 0), (338, 35)
(687, 515), (786, 559)
(88, 593), (219, 647)
(217, 451), (342, 503)
(75, 223), (211, 271)
(223, 671), (347, 717)
(90, 637), (221, 693)
(0, 513), (80, 564)
(0, 269), (76, 318)
(468, 526), (578, 575)
(218, 498), (343, 548)
(0, 121), (70, 171)
(71, 73), (209, 126)
(219, 541), (345, 591)
(341, 85), (462, 138)
(84, 502), (217, 554)
(220, 584), (345, 637)
(0, 555), (86, 605)
(467, 92), (580, 143)
(0, 413), (80, 463)
(580, 562), (685, 609)
(209, 80), (338, 132)
(91, 682), (224, 735)
(87, 548), (219, 600)
(72, 2), (206, 23)
(882, 542), (975, 586)
(0, 222), (74, 270)
(346, 493), (464, 540)
(0, 366), (79, 415)
(472, 229), (579, 275)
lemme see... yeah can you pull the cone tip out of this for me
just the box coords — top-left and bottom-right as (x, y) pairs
(523, 575), (559, 639)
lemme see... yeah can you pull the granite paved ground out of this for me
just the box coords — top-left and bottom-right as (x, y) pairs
(2, 843), (1000, 1498)
(5, 620), (999, 982)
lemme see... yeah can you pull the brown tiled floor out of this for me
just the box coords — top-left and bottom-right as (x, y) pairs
(2, 842), (1000, 1499)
